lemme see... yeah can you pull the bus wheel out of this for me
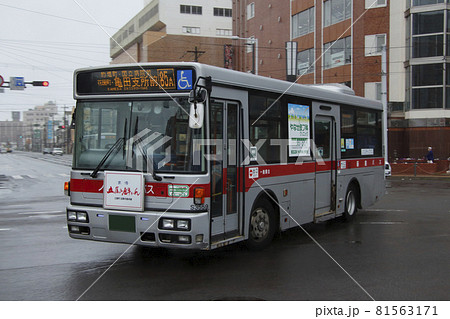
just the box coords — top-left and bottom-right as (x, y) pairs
(246, 198), (276, 250)
(343, 184), (358, 221)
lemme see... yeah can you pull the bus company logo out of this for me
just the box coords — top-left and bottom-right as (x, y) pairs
(249, 167), (259, 179)
(177, 70), (193, 90)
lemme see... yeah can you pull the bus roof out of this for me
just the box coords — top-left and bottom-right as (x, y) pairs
(74, 62), (383, 111)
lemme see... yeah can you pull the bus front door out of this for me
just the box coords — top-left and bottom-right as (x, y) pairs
(210, 100), (241, 243)
(314, 115), (337, 219)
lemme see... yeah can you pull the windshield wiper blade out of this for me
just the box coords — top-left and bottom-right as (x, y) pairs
(90, 138), (124, 178)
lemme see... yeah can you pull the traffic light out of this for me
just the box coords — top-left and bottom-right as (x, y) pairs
(32, 81), (49, 87)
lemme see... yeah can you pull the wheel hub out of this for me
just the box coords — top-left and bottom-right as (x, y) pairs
(251, 208), (269, 240)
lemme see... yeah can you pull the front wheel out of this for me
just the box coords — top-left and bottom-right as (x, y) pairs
(343, 184), (358, 221)
(246, 198), (276, 250)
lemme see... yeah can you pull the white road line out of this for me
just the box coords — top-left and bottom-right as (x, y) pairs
(0, 228), (11, 231)
(364, 209), (406, 212)
(27, 214), (65, 219)
(18, 210), (63, 215)
(12, 175), (23, 180)
(359, 221), (405, 225)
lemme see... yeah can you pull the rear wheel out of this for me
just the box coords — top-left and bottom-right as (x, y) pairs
(246, 198), (276, 250)
(343, 184), (358, 221)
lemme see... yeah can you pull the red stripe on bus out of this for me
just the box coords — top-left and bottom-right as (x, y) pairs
(70, 179), (210, 198)
(244, 158), (384, 190)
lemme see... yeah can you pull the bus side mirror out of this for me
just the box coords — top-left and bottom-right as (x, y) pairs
(189, 102), (204, 129)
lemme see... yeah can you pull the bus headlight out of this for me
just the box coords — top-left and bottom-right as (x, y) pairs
(177, 219), (190, 230)
(161, 219), (175, 229)
(68, 211), (77, 221)
(67, 210), (89, 223)
(77, 212), (88, 222)
(159, 218), (191, 231)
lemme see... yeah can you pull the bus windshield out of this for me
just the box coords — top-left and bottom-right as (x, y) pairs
(73, 97), (205, 174)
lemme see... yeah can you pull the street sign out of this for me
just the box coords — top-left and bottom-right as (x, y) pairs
(47, 120), (53, 140)
(10, 77), (25, 90)
(0, 75), (4, 86)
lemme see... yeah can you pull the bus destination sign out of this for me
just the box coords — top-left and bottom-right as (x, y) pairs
(76, 67), (194, 95)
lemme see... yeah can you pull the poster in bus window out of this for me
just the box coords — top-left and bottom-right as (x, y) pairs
(288, 103), (310, 157)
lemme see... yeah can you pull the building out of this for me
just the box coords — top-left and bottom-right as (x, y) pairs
(232, 1), (290, 78)
(110, 0), (233, 67)
(0, 112), (25, 150)
(23, 101), (60, 150)
(23, 101), (58, 128)
(388, 0), (450, 161)
(233, 0), (388, 95)
(233, 0), (449, 161)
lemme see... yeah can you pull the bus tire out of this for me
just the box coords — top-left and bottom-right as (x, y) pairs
(246, 198), (276, 250)
(343, 184), (358, 221)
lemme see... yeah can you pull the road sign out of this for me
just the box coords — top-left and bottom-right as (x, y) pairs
(10, 77), (25, 90)
(0, 75), (4, 86)
(47, 120), (53, 140)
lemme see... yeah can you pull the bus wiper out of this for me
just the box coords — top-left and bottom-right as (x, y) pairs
(90, 138), (124, 178)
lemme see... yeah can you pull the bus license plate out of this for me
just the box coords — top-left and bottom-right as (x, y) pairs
(109, 215), (136, 233)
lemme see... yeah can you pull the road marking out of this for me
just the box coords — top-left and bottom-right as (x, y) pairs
(359, 221), (405, 225)
(27, 214), (65, 219)
(18, 210), (63, 215)
(12, 175), (23, 180)
(364, 209), (406, 212)
(58, 173), (70, 177)
(0, 228), (11, 231)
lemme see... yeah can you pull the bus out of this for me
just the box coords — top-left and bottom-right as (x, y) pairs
(66, 62), (385, 250)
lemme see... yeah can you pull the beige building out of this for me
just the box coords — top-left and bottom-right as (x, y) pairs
(111, 0), (233, 66)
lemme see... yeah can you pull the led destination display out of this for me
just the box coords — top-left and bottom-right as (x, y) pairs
(76, 67), (194, 95)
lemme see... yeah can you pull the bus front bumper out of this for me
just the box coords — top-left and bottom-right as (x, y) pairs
(66, 205), (210, 250)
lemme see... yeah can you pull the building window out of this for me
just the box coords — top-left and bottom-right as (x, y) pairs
(214, 7), (232, 17)
(292, 7), (314, 38)
(180, 5), (202, 15)
(412, 0), (445, 7)
(323, 36), (352, 69)
(247, 2), (255, 20)
(365, 0), (387, 9)
(410, 10), (445, 59)
(410, 63), (445, 109)
(413, 11), (443, 35)
(364, 34), (386, 56)
(364, 82), (382, 101)
(182, 26), (200, 34)
(324, 0), (351, 27)
(216, 29), (232, 36)
(297, 48), (315, 75)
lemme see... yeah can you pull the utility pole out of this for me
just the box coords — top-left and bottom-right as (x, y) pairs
(187, 46), (205, 62)
(381, 45), (388, 165)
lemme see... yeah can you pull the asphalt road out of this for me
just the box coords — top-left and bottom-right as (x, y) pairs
(0, 152), (449, 300)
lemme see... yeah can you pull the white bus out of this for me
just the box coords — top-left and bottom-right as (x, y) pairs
(66, 63), (385, 250)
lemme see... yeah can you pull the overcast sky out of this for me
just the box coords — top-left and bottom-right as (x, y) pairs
(0, 0), (145, 121)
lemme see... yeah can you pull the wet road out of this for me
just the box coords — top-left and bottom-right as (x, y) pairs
(0, 152), (449, 300)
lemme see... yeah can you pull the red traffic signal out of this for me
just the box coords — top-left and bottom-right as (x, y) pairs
(32, 81), (49, 87)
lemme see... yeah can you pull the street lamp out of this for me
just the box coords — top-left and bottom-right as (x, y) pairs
(231, 35), (259, 75)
